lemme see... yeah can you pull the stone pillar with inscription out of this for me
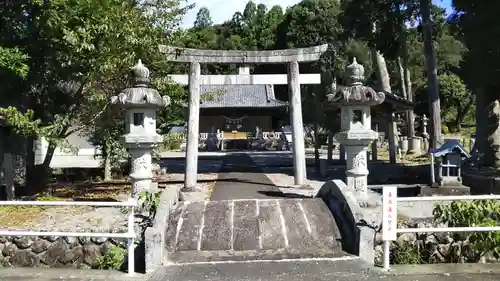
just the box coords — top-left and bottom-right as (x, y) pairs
(111, 60), (170, 197)
(327, 58), (385, 199)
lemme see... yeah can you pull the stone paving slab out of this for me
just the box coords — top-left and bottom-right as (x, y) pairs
(147, 259), (500, 281)
(164, 199), (345, 263)
(0, 268), (143, 281)
(4, 262), (500, 281)
(211, 154), (282, 200)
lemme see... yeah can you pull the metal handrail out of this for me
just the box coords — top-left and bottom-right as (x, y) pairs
(0, 198), (137, 275)
(381, 186), (500, 270)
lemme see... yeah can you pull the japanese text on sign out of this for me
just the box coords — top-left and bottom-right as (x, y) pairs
(382, 185), (397, 241)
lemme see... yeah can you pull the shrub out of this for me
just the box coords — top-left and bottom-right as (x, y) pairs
(392, 241), (424, 265)
(96, 245), (125, 270)
(433, 200), (500, 261)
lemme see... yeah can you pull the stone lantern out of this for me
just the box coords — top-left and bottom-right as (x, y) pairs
(328, 58), (385, 199)
(111, 60), (170, 197)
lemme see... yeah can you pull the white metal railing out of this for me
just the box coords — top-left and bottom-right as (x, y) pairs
(0, 199), (137, 275)
(381, 186), (500, 270)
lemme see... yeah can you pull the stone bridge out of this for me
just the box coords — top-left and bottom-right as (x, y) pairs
(163, 198), (348, 264)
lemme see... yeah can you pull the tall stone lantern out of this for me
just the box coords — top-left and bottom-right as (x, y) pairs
(111, 60), (170, 197)
(328, 58), (385, 199)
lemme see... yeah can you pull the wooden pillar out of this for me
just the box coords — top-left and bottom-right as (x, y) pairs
(287, 61), (306, 185)
(327, 131), (334, 164)
(184, 61), (201, 191)
(339, 144), (346, 163)
(388, 113), (397, 164)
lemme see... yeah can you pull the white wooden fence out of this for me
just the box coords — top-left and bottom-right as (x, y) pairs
(0, 199), (137, 275)
(381, 186), (500, 270)
(168, 132), (283, 141)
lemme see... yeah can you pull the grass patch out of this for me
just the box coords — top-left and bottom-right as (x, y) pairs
(375, 147), (430, 165)
(0, 182), (132, 228)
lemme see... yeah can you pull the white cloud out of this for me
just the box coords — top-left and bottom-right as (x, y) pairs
(182, 0), (300, 28)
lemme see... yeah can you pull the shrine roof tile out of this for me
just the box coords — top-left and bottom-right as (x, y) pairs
(430, 139), (471, 158)
(199, 84), (288, 109)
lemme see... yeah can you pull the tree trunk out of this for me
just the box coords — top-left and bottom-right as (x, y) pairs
(327, 130), (333, 164)
(397, 57), (407, 99)
(471, 88), (487, 162)
(371, 48), (392, 92)
(399, 11), (415, 138)
(455, 103), (462, 132)
(103, 142), (112, 181)
(420, 0), (442, 149)
(27, 142), (56, 195)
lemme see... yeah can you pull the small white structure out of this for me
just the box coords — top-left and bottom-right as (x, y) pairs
(430, 139), (470, 186)
(328, 58), (385, 199)
(34, 132), (101, 168)
(111, 60), (170, 197)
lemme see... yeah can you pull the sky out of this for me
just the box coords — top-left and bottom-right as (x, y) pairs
(181, 0), (454, 28)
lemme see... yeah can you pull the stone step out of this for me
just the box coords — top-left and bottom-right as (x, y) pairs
(164, 198), (348, 263)
(148, 259), (377, 281)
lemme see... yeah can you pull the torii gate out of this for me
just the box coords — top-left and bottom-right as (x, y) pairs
(159, 44), (328, 191)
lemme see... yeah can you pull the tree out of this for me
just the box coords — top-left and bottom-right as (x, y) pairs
(439, 74), (472, 131)
(275, 0), (362, 170)
(420, 0), (442, 149)
(0, 0), (191, 192)
(452, 1), (500, 169)
(415, 73), (472, 133)
(193, 7), (213, 28)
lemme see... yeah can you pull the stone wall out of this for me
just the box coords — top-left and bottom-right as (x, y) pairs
(0, 233), (126, 268)
(462, 170), (500, 194)
(144, 185), (180, 273)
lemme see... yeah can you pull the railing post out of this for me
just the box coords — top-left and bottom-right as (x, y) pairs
(382, 185), (398, 271)
(127, 198), (136, 275)
(383, 240), (390, 270)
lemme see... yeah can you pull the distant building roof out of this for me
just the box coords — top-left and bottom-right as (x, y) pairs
(431, 139), (471, 158)
(199, 84), (287, 109)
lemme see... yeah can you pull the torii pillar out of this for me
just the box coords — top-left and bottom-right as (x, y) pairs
(159, 45), (328, 190)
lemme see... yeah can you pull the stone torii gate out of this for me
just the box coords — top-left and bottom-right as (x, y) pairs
(160, 45), (328, 191)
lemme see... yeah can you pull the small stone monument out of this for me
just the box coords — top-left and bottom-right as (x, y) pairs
(111, 60), (171, 197)
(399, 136), (409, 154)
(421, 114), (429, 152)
(327, 58), (385, 199)
(407, 114), (422, 154)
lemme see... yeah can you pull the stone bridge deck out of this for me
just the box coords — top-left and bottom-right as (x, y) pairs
(164, 198), (348, 263)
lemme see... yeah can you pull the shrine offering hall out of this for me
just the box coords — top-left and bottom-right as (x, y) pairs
(197, 83), (288, 149)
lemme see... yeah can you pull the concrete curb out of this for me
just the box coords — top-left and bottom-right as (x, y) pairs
(144, 186), (180, 273)
(314, 180), (375, 265)
(385, 263), (500, 275)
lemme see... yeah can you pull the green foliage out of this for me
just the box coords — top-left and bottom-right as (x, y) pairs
(193, 7), (213, 28)
(0, 46), (29, 78)
(158, 133), (184, 151)
(434, 200), (500, 260)
(96, 245), (125, 270)
(392, 241), (424, 265)
(415, 73), (473, 132)
(139, 190), (161, 216)
(1, 0), (191, 168)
